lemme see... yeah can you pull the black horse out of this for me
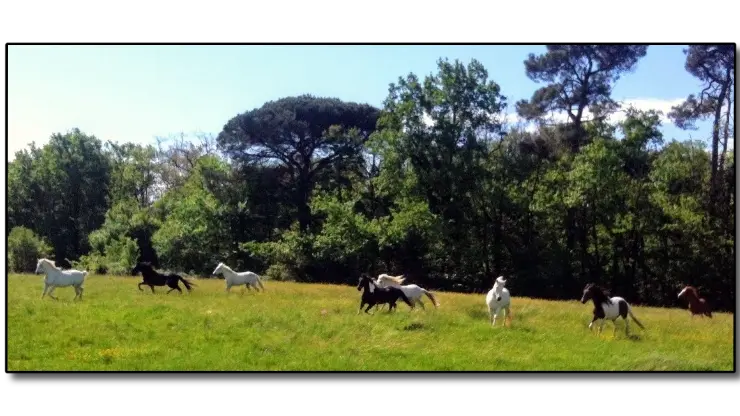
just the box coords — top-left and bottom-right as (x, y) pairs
(131, 262), (196, 294)
(357, 274), (414, 314)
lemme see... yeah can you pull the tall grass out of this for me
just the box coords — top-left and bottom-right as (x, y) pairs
(7, 274), (734, 371)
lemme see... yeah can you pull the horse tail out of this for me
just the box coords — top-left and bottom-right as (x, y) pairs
(399, 290), (414, 309)
(628, 308), (644, 329)
(177, 275), (196, 291)
(422, 289), (439, 307)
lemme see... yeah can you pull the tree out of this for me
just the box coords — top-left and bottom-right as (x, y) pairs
(217, 95), (379, 233)
(668, 45), (734, 215)
(370, 58), (507, 288)
(6, 129), (111, 261)
(515, 46), (648, 293)
(516, 45), (649, 152)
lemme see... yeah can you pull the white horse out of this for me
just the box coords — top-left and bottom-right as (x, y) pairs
(35, 258), (88, 300)
(375, 274), (439, 309)
(212, 262), (265, 293)
(485, 276), (512, 327)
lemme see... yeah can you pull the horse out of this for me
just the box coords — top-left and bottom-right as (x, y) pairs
(485, 276), (512, 327)
(677, 285), (712, 318)
(357, 274), (414, 314)
(212, 262), (265, 293)
(34, 258), (88, 300)
(580, 283), (644, 336)
(375, 274), (439, 309)
(131, 262), (196, 294)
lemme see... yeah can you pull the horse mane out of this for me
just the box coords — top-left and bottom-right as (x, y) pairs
(587, 284), (612, 305)
(686, 285), (699, 298)
(680, 285), (702, 301)
(379, 274), (405, 284)
(39, 258), (57, 268)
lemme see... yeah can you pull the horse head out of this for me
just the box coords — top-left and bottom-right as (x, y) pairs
(357, 274), (369, 292)
(35, 258), (47, 274)
(493, 276), (507, 301)
(213, 262), (225, 276)
(678, 285), (702, 302)
(580, 283), (595, 304)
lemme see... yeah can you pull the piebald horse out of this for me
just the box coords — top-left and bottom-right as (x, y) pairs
(212, 262), (265, 293)
(485, 276), (512, 327)
(375, 274), (439, 309)
(34, 258), (88, 300)
(580, 283), (644, 336)
(357, 274), (414, 314)
(677, 285), (712, 318)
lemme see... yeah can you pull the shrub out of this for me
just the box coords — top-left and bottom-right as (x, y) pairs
(7, 227), (52, 273)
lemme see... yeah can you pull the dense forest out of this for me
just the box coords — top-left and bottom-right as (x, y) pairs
(7, 45), (736, 311)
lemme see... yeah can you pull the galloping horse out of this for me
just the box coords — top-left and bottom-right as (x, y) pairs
(580, 283), (644, 336)
(357, 274), (414, 314)
(485, 276), (512, 327)
(678, 285), (712, 318)
(131, 262), (196, 294)
(35, 258), (88, 300)
(212, 262), (265, 293)
(376, 274), (439, 309)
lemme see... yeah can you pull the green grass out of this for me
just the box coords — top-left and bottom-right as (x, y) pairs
(6, 274), (734, 371)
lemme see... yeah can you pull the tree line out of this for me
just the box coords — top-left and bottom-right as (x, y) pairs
(7, 45), (735, 311)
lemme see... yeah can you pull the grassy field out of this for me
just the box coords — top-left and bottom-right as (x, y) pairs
(6, 273), (735, 371)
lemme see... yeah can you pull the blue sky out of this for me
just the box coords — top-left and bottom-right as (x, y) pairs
(7, 44), (715, 160)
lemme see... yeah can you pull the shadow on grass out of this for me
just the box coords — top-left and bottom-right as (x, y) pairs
(403, 322), (425, 331)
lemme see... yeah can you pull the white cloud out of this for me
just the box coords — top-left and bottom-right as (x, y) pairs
(502, 97), (687, 131)
(414, 98), (688, 136)
(414, 98), (735, 154)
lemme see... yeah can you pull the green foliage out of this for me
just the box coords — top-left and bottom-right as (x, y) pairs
(7, 48), (735, 311)
(263, 263), (298, 282)
(76, 236), (139, 275)
(7, 227), (52, 273)
(152, 158), (229, 275)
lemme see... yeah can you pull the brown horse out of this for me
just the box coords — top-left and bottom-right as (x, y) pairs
(677, 285), (712, 318)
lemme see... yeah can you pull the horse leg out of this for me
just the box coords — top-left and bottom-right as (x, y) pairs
(47, 286), (58, 301)
(167, 288), (176, 294)
(588, 316), (598, 331)
(416, 299), (425, 310)
(41, 283), (48, 299)
(78, 287), (84, 300)
(598, 319), (605, 335)
(150, 285), (155, 294)
(625, 318), (631, 337)
(365, 303), (375, 314)
(358, 301), (366, 314)
(225, 283), (232, 293)
(492, 307), (500, 326)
